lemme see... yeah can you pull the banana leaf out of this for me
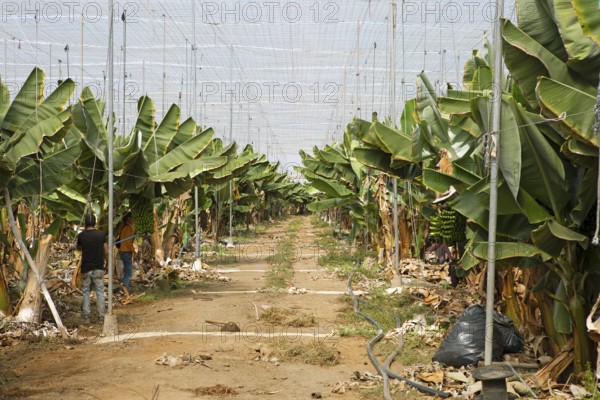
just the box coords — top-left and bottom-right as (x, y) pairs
(573, 0), (600, 47)
(9, 144), (81, 198)
(144, 104), (180, 164)
(304, 174), (353, 198)
(307, 197), (352, 212)
(536, 77), (598, 147)
(532, 218), (589, 258)
(149, 128), (213, 174)
(79, 87), (109, 163)
(517, 0), (568, 61)
(133, 96), (155, 146)
(462, 240), (548, 270)
(502, 19), (592, 95)
(168, 118), (197, 151)
(551, 0), (600, 80)
(1, 68), (44, 134)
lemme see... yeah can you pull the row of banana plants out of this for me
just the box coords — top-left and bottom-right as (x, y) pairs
(300, 0), (600, 374)
(0, 68), (310, 322)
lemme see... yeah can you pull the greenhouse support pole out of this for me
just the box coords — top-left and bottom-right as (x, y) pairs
(104, 0), (118, 336)
(227, 46), (234, 248)
(389, 0), (400, 283)
(161, 13), (166, 116)
(122, 10), (127, 135)
(65, 44), (70, 78)
(80, 10), (84, 93)
(192, 0), (202, 267)
(185, 38), (189, 115)
(248, 114), (251, 146)
(484, 0), (504, 366)
(4, 39), (7, 80)
(393, 178), (399, 278)
(356, 20), (360, 118)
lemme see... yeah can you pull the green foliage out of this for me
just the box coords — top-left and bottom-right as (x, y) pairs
(298, 0), (600, 375)
(582, 364), (600, 399)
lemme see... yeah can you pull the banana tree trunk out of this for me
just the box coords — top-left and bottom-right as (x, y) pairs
(399, 209), (411, 259)
(151, 207), (163, 265)
(531, 265), (565, 356)
(16, 234), (52, 323)
(4, 188), (67, 338)
(501, 267), (522, 328)
(569, 288), (590, 375)
(0, 265), (12, 317)
(213, 203), (220, 250)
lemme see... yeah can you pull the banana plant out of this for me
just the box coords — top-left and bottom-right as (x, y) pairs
(314, 5), (599, 373)
(198, 141), (260, 243)
(419, 11), (600, 372)
(0, 70), (80, 198)
(0, 69), (76, 331)
(495, 0), (600, 373)
(347, 100), (445, 258)
(298, 130), (391, 250)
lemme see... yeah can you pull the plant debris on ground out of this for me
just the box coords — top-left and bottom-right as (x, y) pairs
(259, 306), (316, 327)
(270, 337), (341, 366)
(193, 384), (238, 396)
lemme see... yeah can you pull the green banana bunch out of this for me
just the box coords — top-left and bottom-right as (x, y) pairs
(130, 194), (155, 234)
(429, 208), (466, 244)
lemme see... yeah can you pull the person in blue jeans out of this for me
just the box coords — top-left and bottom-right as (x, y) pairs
(77, 214), (107, 323)
(117, 212), (135, 293)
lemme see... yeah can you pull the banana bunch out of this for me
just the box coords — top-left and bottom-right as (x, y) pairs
(130, 194), (154, 234)
(233, 183), (241, 201)
(429, 208), (466, 244)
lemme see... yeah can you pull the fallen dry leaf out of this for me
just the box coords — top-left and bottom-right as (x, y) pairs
(569, 384), (590, 399)
(423, 295), (440, 305)
(445, 371), (470, 384)
(418, 370), (444, 384)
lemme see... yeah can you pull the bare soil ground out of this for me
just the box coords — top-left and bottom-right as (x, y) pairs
(1, 216), (379, 400)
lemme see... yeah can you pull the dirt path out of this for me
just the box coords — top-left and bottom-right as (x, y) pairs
(1, 216), (376, 400)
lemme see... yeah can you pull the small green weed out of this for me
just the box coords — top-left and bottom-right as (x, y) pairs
(335, 291), (435, 338)
(582, 364), (600, 399)
(271, 337), (340, 366)
(311, 217), (330, 229)
(265, 219), (299, 289)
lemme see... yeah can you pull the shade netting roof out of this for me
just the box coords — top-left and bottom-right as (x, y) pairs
(1, 0), (516, 167)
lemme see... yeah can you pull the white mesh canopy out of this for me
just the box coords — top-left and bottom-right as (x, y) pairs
(1, 0), (516, 167)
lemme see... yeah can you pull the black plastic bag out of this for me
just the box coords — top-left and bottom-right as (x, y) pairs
(494, 311), (525, 354)
(432, 305), (524, 368)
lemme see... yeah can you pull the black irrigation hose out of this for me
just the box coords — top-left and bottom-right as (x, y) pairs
(347, 260), (392, 400)
(347, 260), (450, 399)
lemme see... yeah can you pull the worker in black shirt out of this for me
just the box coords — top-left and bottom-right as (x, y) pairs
(77, 214), (108, 323)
